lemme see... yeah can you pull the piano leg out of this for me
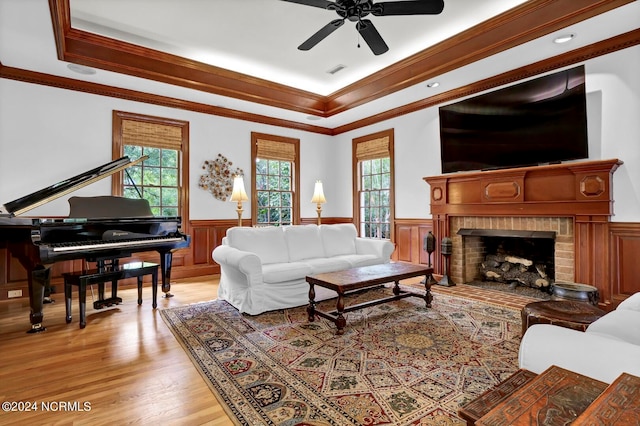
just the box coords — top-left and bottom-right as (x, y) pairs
(159, 250), (174, 298)
(28, 265), (50, 333)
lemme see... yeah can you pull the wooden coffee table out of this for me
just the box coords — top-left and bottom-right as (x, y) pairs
(306, 262), (433, 334)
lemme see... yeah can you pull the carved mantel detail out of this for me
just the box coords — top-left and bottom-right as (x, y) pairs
(425, 159), (622, 218)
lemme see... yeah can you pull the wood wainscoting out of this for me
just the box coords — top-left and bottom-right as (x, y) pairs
(392, 219), (435, 265)
(608, 222), (640, 307)
(0, 217), (351, 300)
(3, 216), (640, 306)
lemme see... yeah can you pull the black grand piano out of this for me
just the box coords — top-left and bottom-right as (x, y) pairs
(0, 156), (191, 333)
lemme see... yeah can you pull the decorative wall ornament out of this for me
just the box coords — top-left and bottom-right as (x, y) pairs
(198, 154), (244, 202)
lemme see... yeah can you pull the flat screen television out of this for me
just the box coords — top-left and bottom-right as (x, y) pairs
(439, 65), (588, 173)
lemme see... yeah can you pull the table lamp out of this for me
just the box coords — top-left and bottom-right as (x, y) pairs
(230, 175), (248, 227)
(311, 180), (326, 225)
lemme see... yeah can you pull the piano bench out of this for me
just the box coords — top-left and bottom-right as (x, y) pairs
(63, 261), (159, 329)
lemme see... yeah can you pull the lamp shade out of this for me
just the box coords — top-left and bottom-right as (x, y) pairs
(311, 180), (326, 204)
(229, 175), (248, 202)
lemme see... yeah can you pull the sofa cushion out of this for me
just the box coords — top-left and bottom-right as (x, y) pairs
(586, 309), (640, 345)
(321, 224), (357, 257)
(616, 292), (640, 312)
(304, 257), (351, 274)
(262, 262), (312, 284)
(333, 254), (381, 268)
(284, 225), (325, 261)
(226, 226), (288, 264)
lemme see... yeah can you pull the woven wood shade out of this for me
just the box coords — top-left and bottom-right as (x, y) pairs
(122, 119), (183, 149)
(256, 138), (296, 162)
(355, 136), (390, 161)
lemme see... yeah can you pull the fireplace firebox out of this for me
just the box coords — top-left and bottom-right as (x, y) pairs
(458, 228), (555, 289)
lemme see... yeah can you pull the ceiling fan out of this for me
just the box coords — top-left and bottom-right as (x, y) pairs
(281, 0), (445, 55)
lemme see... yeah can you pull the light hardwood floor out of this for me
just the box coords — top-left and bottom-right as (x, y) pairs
(0, 275), (534, 425)
(0, 276), (234, 426)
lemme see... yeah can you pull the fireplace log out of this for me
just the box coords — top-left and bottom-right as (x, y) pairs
(486, 254), (506, 263)
(483, 269), (506, 282)
(535, 264), (548, 279)
(480, 255), (552, 288)
(505, 255), (533, 267)
(514, 272), (551, 288)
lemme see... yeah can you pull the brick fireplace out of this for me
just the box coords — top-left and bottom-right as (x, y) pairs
(451, 216), (573, 285)
(424, 159), (622, 296)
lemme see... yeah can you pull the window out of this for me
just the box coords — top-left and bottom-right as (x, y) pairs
(353, 129), (394, 240)
(251, 132), (300, 226)
(112, 111), (189, 220)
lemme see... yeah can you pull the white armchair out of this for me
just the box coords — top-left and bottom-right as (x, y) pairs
(519, 292), (640, 383)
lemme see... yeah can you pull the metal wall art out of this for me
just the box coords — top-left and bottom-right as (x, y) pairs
(198, 153), (244, 202)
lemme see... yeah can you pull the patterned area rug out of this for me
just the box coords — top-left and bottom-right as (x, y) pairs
(160, 287), (523, 425)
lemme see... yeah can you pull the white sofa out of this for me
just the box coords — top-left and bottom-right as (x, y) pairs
(212, 223), (395, 315)
(519, 292), (640, 383)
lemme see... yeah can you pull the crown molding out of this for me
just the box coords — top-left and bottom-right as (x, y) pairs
(48, 0), (633, 118)
(333, 28), (640, 134)
(2, 28), (638, 136)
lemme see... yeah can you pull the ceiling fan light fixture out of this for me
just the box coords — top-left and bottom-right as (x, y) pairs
(553, 33), (576, 44)
(284, 0), (444, 55)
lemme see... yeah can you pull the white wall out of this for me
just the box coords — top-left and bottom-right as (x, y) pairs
(338, 45), (640, 221)
(1, 46), (639, 222)
(0, 80), (342, 221)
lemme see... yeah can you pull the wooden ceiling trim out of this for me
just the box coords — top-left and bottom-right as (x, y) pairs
(50, 0), (632, 119)
(49, 0), (327, 117)
(0, 64), (333, 136)
(2, 29), (636, 137)
(333, 29), (640, 135)
(325, 0), (634, 116)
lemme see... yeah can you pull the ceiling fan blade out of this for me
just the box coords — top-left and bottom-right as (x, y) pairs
(298, 19), (345, 50)
(356, 19), (388, 55)
(372, 0), (445, 16)
(280, 0), (335, 9)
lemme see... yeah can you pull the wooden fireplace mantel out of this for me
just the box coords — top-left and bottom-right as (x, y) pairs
(423, 159), (623, 309)
(424, 159), (623, 219)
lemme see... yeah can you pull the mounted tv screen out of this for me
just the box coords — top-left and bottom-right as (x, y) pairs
(439, 65), (588, 173)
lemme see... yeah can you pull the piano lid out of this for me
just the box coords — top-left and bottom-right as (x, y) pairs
(2, 155), (147, 217)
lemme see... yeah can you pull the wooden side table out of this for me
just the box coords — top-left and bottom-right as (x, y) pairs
(476, 365), (608, 426)
(520, 300), (606, 336)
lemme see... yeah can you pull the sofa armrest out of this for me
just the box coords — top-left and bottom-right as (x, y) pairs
(519, 324), (640, 383)
(355, 237), (395, 261)
(212, 245), (263, 284)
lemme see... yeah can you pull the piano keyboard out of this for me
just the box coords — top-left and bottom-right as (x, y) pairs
(48, 236), (184, 252)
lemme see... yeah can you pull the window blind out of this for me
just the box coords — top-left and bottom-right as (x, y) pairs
(255, 138), (296, 162)
(122, 119), (183, 150)
(355, 136), (390, 161)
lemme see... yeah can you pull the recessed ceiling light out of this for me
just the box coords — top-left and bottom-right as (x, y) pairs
(306, 115), (322, 121)
(67, 63), (97, 75)
(427, 82), (440, 88)
(553, 33), (576, 44)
